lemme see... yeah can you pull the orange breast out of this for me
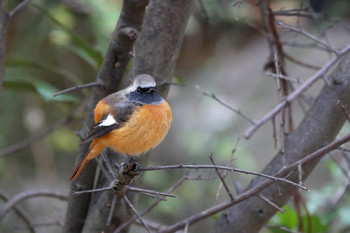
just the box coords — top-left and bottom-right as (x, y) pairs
(100, 101), (172, 155)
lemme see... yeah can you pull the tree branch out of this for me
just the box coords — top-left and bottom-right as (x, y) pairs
(244, 43), (350, 139)
(8, 0), (31, 18)
(160, 133), (350, 233)
(0, 189), (68, 220)
(212, 52), (350, 233)
(63, 1), (149, 232)
(0, 190), (35, 233)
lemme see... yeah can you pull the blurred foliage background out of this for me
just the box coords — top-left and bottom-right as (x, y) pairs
(1, 0), (350, 232)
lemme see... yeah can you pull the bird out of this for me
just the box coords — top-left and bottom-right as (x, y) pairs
(69, 74), (172, 181)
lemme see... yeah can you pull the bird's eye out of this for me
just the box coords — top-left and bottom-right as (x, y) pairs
(137, 87), (142, 93)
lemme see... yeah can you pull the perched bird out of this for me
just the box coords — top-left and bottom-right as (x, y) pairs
(69, 74), (172, 181)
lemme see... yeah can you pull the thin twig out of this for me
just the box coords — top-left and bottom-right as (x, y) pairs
(107, 195), (117, 226)
(258, 194), (285, 213)
(266, 224), (298, 233)
(244, 43), (350, 139)
(184, 223), (189, 233)
(128, 187), (176, 198)
(72, 187), (112, 195)
(96, 157), (114, 181)
(214, 138), (239, 204)
(195, 85), (255, 125)
(53, 81), (102, 97)
(277, 21), (339, 54)
(266, 71), (301, 84)
(114, 175), (193, 233)
(159, 81), (185, 87)
(72, 185), (175, 198)
(100, 151), (116, 179)
(0, 190), (68, 220)
(140, 164), (308, 191)
(298, 162), (303, 188)
(281, 40), (334, 53)
(123, 195), (152, 233)
(209, 153), (234, 201)
(9, 0), (31, 18)
(133, 218), (172, 232)
(284, 53), (321, 70)
(0, 191), (35, 233)
(337, 100), (350, 123)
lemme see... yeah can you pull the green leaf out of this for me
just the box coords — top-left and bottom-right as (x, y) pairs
(33, 82), (77, 103)
(3, 80), (36, 92)
(268, 205), (298, 231)
(279, 206), (298, 229)
(302, 215), (329, 233)
(32, 4), (103, 67)
(64, 44), (99, 69)
(6, 58), (82, 85)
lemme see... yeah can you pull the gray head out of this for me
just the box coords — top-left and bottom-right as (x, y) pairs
(128, 74), (156, 92)
(126, 74), (163, 105)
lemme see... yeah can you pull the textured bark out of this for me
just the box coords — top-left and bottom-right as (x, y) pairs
(127, 0), (194, 96)
(0, 0), (9, 131)
(63, 1), (149, 232)
(64, 0), (193, 233)
(211, 53), (350, 232)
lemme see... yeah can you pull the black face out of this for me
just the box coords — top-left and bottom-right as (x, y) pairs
(127, 86), (164, 105)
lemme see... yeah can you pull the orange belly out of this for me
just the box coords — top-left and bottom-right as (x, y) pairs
(99, 101), (172, 155)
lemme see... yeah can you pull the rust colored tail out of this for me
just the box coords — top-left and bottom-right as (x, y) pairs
(69, 140), (104, 181)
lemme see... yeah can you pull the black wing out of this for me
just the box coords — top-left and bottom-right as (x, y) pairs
(80, 119), (119, 145)
(80, 100), (139, 145)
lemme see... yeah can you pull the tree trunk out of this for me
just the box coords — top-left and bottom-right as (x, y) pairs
(63, 0), (193, 232)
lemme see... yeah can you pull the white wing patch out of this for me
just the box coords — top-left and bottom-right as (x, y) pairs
(99, 114), (116, 126)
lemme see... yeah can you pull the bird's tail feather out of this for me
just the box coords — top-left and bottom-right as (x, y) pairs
(69, 141), (103, 181)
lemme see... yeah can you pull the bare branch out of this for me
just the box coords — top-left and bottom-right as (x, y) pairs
(114, 175), (192, 233)
(266, 225), (299, 233)
(214, 138), (239, 204)
(127, 187), (176, 198)
(244, 43), (350, 139)
(72, 187), (112, 195)
(107, 195), (117, 226)
(284, 53), (321, 70)
(9, 0), (31, 18)
(209, 153), (234, 201)
(277, 21), (339, 54)
(140, 164), (308, 191)
(258, 194), (285, 213)
(266, 71), (302, 84)
(337, 100), (350, 123)
(53, 81), (102, 97)
(0, 191), (35, 233)
(123, 195), (152, 233)
(159, 133), (350, 233)
(0, 190), (68, 220)
(195, 85), (255, 125)
(73, 183), (177, 199)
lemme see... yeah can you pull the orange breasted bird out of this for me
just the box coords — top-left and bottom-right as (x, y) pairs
(69, 74), (172, 181)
